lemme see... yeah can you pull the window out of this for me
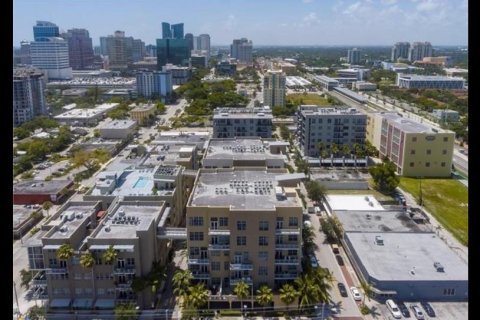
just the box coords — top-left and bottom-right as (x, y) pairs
(224, 262), (230, 270)
(210, 251), (220, 257)
(75, 288), (83, 295)
(410, 150), (416, 155)
(443, 137), (449, 142)
(441, 162), (446, 167)
(259, 236), (268, 246)
(426, 149), (431, 155)
(189, 232), (204, 241)
(49, 258), (57, 267)
(289, 217), (298, 227)
(258, 251), (268, 259)
(219, 217), (228, 226)
(442, 149), (447, 155)
(237, 236), (247, 246)
(426, 162), (430, 167)
(127, 258), (135, 266)
(97, 288), (105, 296)
(211, 262), (220, 271)
(327, 119), (332, 124)
(74, 273), (82, 280)
(412, 137), (417, 142)
(190, 247), (200, 256)
(95, 257), (103, 265)
(410, 162), (414, 167)
(288, 235), (298, 242)
(259, 221), (269, 231)
(259, 266), (268, 276)
(189, 217), (204, 226)
(85, 288), (93, 295)
(237, 221), (246, 231)
(443, 288), (456, 296)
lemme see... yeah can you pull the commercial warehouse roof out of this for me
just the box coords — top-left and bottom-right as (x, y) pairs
(326, 195), (384, 211)
(13, 180), (72, 195)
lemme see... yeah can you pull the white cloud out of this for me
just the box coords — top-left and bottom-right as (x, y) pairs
(343, 1), (362, 15)
(416, 0), (441, 12)
(381, 0), (397, 4)
(332, 1), (344, 12)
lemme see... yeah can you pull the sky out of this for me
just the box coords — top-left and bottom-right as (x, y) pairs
(13, 0), (468, 47)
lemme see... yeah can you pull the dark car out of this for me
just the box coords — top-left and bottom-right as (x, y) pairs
(335, 254), (344, 266)
(398, 302), (410, 318)
(337, 282), (348, 297)
(420, 301), (436, 317)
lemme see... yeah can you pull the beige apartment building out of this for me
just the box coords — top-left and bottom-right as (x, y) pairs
(186, 168), (304, 291)
(129, 103), (156, 123)
(367, 112), (455, 177)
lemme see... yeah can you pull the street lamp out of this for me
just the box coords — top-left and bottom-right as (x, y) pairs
(243, 304), (248, 319)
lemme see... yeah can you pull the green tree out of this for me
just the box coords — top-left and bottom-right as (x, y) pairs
(342, 144), (351, 157)
(42, 201), (53, 218)
(279, 283), (298, 312)
(25, 305), (45, 320)
(310, 267), (334, 304)
(172, 269), (193, 298)
(331, 143), (339, 157)
(360, 280), (373, 306)
(233, 280), (250, 302)
(369, 160), (400, 193)
(304, 180), (326, 204)
(73, 150), (99, 171)
(256, 285), (273, 316)
(19, 269), (33, 290)
(114, 302), (138, 320)
(295, 274), (319, 309)
(93, 129), (100, 138)
(183, 283), (209, 316)
(56, 243), (74, 261)
(302, 224), (317, 254)
(102, 245), (117, 264)
(320, 216), (344, 244)
(80, 251), (95, 268)
(317, 142), (325, 157)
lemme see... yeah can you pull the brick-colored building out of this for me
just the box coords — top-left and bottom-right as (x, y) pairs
(13, 180), (73, 204)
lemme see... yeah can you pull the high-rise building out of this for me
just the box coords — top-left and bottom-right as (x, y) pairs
(30, 37), (72, 80)
(162, 64), (192, 85)
(197, 34), (211, 60)
(296, 106), (367, 157)
(391, 42), (410, 62)
(132, 39), (146, 62)
(136, 70), (173, 101)
(156, 38), (190, 68)
(145, 44), (157, 57)
(408, 42), (433, 62)
(347, 48), (361, 64)
(162, 22), (172, 39)
(13, 68), (46, 126)
(63, 28), (94, 70)
(20, 41), (32, 65)
(171, 23), (184, 39)
(230, 38), (253, 64)
(263, 70), (286, 108)
(185, 33), (194, 51)
(33, 21), (59, 41)
(100, 31), (144, 69)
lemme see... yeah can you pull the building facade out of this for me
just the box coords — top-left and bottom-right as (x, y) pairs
(216, 61), (237, 76)
(213, 107), (273, 138)
(30, 37), (73, 80)
(408, 42), (433, 62)
(13, 68), (47, 126)
(396, 74), (465, 90)
(33, 21), (59, 41)
(230, 38), (253, 65)
(263, 70), (286, 107)
(296, 106), (367, 157)
(129, 104), (157, 123)
(136, 71), (173, 101)
(391, 42), (410, 62)
(132, 39), (146, 62)
(156, 38), (190, 68)
(161, 64), (192, 85)
(99, 31), (136, 69)
(64, 28), (94, 70)
(432, 109), (460, 123)
(186, 168), (303, 290)
(185, 33), (194, 51)
(98, 119), (137, 139)
(20, 41), (32, 65)
(347, 48), (361, 64)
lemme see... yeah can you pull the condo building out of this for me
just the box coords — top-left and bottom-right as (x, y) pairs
(263, 70), (286, 108)
(213, 107), (273, 139)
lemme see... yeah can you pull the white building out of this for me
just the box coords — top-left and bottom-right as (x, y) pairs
(54, 103), (119, 126)
(13, 68), (47, 126)
(408, 42), (433, 62)
(354, 81), (377, 91)
(337, 68), (370, 81)
(97, 119), (137, 139)
(396, 74), (465, 90)
(314, 75), (339, 91)
(263, 70), (286, 107)
(213, 106), (273, 138)
(30, 37), (73, 80)
(230, 38), (253, 65)
(432, 109), (460, 123)
(347, 48), (361, 64)
(136, 71), (172, 101)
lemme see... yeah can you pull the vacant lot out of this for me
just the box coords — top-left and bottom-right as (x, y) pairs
(287, 93), (330, 105)
(399, 177), (468, 246)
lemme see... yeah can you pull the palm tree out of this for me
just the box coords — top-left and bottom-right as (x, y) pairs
(172, 269), (193, 298)
(102, 245), (117, 265)
(360, 280), (373, 306)
(279, 283), (298, 312)
(317, 142), (325, 158)
(256, 285), (273, 316)
(342, 144), (351, 158)
(42, 201), (53, 218)
(56, 243), (74, 261)
(80, 251), (96, 301)
(294, 274), (319, 309)
(310, 268), (334, 304)
(233, 280), (250, 302)
(146, 262), (167, 308)
(331, 143), (339, 157)
(114, 302), (138, 320)
(184, 283), (209, 316)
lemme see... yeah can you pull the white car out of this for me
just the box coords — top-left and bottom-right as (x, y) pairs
(350, 287), (362, 301)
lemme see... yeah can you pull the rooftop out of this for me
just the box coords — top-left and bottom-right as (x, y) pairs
(130, 104), (156, 112)
(346, 232), (468, 281)
(94, 202), (164, 239)
(190, 169), (301, 209)
(46, 203), (98, 239)
(379, 112), (452, 134)
(204, 138), (285, 161)
(54, 103), (119, 119)
(98, 119), (137, 129)
(398, 74), (465, 81)
(153, 131), (210, 150)
(213, 107), (273, 119)
(90, 167), (156, 197)
(326, 195), (384, 211)
(14, 180), (72, 195)
(286, 76), (312, 87)
(13, 206), (39, 229)
(299, 105), (365, 116)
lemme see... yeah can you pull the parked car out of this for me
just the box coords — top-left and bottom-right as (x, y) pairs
(350, 287), (362, 301)
(386, 299), (402, 319)
(397, 302), (410, 318)
(335, 254), (344, 266)
(309, 254), (319, 268)
(420, 301), (436, 317)
(337, 282), (348, 297)
(410, 305), (425, 320)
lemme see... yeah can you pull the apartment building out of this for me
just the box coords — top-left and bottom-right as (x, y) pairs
(129, 103), (156, 123)
(297, 106), (367, 157)
(186, 168), (303, 291)
(368, 112), (455, 177)
(203, 138), (288, 168)
(97, 119), (137, 139)
(212, 107), (273, 138)
(263, 70), (286, 107)
(396, 74), (465, 90)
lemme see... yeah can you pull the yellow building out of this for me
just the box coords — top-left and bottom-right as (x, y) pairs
(368, 112), (455, 177)
(186, 168), (304, 291)
(129, 103), (156, 123)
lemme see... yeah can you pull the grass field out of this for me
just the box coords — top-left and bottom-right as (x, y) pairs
(399, 177), (468, 246)
(287, 93), (330, 105)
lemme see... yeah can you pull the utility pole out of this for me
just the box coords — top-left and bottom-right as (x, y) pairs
(13, 281), (20, 317)
(419, 177), (423, 206)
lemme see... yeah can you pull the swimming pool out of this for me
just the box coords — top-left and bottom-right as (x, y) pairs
(133, 177), (149, 189)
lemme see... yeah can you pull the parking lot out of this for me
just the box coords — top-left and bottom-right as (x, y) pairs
(376, 300), (468, 319)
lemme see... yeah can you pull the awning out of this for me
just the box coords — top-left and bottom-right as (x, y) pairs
(89, 245), (109, 250)
(96, 210), (107, 219)
(72, 298), (94, 309)
(113, 244), (134, 252)
(94, 299), (115, 309)
(43, 244), (62, 250)
(50, 299), (71, 308)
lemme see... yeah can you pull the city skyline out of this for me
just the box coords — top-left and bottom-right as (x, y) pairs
(13, 0), (468, 47)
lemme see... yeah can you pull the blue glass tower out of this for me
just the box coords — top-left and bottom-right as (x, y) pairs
(33, 21), (59, 41)
(162, 22), (171, 39)
(171, 23), (184, 39)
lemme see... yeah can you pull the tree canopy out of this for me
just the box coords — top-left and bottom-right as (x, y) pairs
(369, 160), (400, 193)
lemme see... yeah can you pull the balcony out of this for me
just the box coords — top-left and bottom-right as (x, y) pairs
(275, 243), (299, 250)
(113, 268), (136, 275)
(46, 267), (67, 275)
(192, 273), (210, 280)
(230, 262), (253, 271)
(188, 258), (209, 265)
(230, 277), (253, 286)
(208, 244), (230, 251)
(115, 281), (132, 289)
(208, 229), (231, 236)
(275, 258), (300, 265)
(30, 279), (47, 286)
(274, 273), (298, 279)
(275, 228), (300, 235)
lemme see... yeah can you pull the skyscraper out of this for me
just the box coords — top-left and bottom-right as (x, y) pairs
(132, 39), (146, 62)
(391, 42), (410, 62)
(33, 21), (59, 41)
(136, 70), (173, 101)
(408, 42), (433, 62)
(263, 70), (286, 107)
(197, 34), (210, 54)
(347, 48), (361, 64)
(63, 28), (94, 70)
(99, 31), (144, 69)
(13, 68), (46, 126)
(162, 22), (172, 39)
(185, 33), (194, 51)
(230, 38), (253, 64)
(156, 39), (190, 67)
(171, 23), (184, 39)
(30, 37), (72, 79)
(20, 41), (32, 65)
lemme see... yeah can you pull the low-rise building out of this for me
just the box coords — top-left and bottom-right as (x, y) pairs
(314, 75), (339, 91)
(97, 119), (137, 139)
(216, 61), (237, 77)
(13, 206), (43, 239)
(129, 103), (156, 124)
(13, 180), (73, 205)
(62, 89), (88, 97)
(432, 109), (460, 123)
(213, 106), (273, 138)
(396, 74), (465, 90)
(354, 81), (377, 91)
(161, 64), (192, 85)
(54, 103), (119, 126)
(337, 68), (370, 81)
(444, 68), (468, 78)
(203, 138), (288, 168)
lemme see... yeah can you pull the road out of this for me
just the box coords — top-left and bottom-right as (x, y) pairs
(452, 145), (468, 176)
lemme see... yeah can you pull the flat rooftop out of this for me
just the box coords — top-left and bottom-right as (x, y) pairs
(98, 119), (137, 129)
(326, 195), (384, 211)
(213, 107), (273, 119)
(346, 232), (468, 281)
(90, 167), (157, 197)
(190, 170), (301, 209)
(379, 112), (452, 134)
(13, 206), (38, 229)
(311, 169), (369, 182)
(14, 180), (71, 195)
(299, 105), (365, 116)
(153, 131), (210, 150)
(94, 203), (162, 239)
(130, 104), (156, 112)
(204, 138), (285, 161)
(314, 75), (338, 83)
(47, 204), (97, 239)
(286, 76), (312, 87)
(142, 144), (192, 167)
(398, 75), (465, 81)
(335, 210), (429, 233)
(54, 103), (118, 119)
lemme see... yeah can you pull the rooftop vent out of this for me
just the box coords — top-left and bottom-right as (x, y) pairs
(59, 226), (68, 233)
(434, 262), (444, 272)
(375, 235), (384, 245)
(118, 209), (125, 217)
(104, 226), (111, 232)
